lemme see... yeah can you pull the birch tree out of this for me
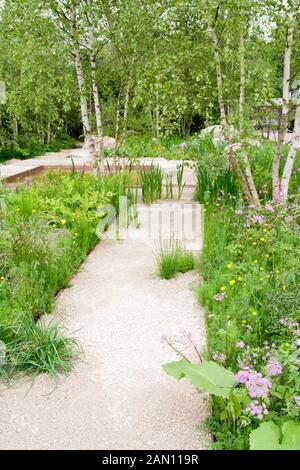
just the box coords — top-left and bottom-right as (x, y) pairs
(272, 12), (296, 200)
(281, 86), (300, 202)
(47, 0), (97, 168)
(207, 4), (259, 206)
(82, 0), (105, 173)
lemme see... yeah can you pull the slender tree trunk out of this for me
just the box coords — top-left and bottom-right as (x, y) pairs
(281, 93), (300, 202)
(210, 24), (227, 129)
(120, 55), (135, 149)
(70, 4), (96, 169)
(209, 19), (254, 204)
(12, 115), (18, 144)
(120, 78), (131, 149)
(88, 30), (105, 174)
(239, 16), (260, 206)
(272, 18), (295, 199)
(239, 20), (245, 118)
(243, 152), (260, 205)
(155, 88), (160, 137)
(114, 92), (121, 172)
(47, 122), (51, 144)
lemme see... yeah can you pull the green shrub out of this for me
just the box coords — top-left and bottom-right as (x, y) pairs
(0, 134), (76, 162)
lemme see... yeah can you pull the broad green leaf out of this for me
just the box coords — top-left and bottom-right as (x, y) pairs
(162, 358), (189, 380)
(250, 421), (300, 450)
(281, 422), (300, 450)
(183, 361), (235, 397)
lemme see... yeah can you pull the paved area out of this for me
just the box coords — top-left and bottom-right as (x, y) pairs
(0, 147), (197, 187)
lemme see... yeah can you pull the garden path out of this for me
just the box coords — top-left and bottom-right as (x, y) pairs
(0, 189), (208, 450)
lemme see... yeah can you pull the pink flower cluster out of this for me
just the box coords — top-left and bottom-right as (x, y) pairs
(235, 369), (272, 399)
(265, 203), (275, 213)
(236, 346), (257, 369)
(266, 358), (282, 377)
(214, 293), (226, 302)
(246, 400), (269, 420)
(250, 214), (265, 224)
(280, 317), (299, 330)
(24, 177), (32, 187)
(212, 352), (226, 363)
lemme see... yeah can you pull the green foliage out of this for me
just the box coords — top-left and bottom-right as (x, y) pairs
(195, 139), (300, 206)
(249, 421), (300, 450)
(165, 174), (174, 199)
(176, 163), (186, 200)
(156, 239), (195, 280)
(0, 135), (77, 162)
(163, 359), (236, 398)
(0, 319), (80, 380)
(0, 170), (135, 380)
(197, 203), (300, 449)
(140, 164), (163, 203)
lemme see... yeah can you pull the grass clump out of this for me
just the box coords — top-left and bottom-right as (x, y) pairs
(140, 164), (163, 203)
(156, 238), (195, 280)
(0, 319), (80, 381)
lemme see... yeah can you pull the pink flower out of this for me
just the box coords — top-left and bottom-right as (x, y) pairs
(24, 177), (32, 187)
(236, 341), (245, 349)
(251, 214), (265, 224)
(294, 396), (300, 406)
(214, 293), (226, 302)
(235, 370), (250, 384)
(246, 400), (268, 420)
(212, 352), (226, 363)
(236, 369), (272, 398)
(266, 358), (282, 377)
(295, 168), (300, 172)
(265, 203), (274, 212)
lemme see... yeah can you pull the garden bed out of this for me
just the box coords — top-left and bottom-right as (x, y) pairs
(0, 170), (137, 380)
(198, 202), (300, 449)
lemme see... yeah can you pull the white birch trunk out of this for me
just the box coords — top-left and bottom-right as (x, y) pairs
(272, 18), (295, 199)
(121, 79), (131, 149)
(243, 152), (260, 206)
(281, 93), (300, 202)
(70, 5), (96, 167)
(114, 92), (121, 172)
(210, 24), (227, 129)
(88, 27), (105, 174)
(155, 88), (160, 138)
(239, 21), (245, 117)
(208, 20), (254, 204)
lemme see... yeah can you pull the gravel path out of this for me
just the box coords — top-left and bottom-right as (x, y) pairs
(0, 198), (208, 450)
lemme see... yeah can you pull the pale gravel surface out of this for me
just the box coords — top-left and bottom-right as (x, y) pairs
(0, 197), (208, 450)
